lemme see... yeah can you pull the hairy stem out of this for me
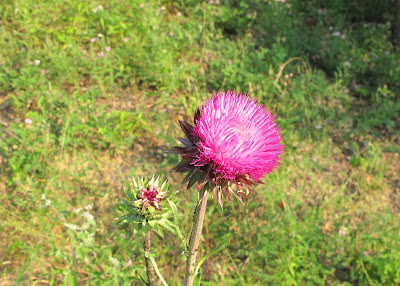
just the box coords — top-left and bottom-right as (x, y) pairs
(144, 231), (156, 286)
(184, 189), (209, 286)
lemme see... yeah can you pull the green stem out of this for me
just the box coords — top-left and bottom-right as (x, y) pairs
(184, 189), (209, 286)
(144, 231), (156, 286)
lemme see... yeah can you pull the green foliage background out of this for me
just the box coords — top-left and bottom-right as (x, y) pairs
(0, 0), (399, 285)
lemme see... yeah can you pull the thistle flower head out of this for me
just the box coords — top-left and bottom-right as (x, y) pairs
(173, 90), (284, 207)
(138, 184), (166, 211)
(119, 176), (177, 237)
(131, 176), (167, 212)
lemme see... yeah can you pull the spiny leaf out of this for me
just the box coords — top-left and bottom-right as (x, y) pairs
(171, 160), (190, 172)
(194, 236), (232, 276)
(187, 169), (202, 190)
(158, 218), (175, 233)
(178, 137), (193, 147)
(178, 120), (194, 140)
(194, 107), (201, 122)
(181, 169), (195, 185)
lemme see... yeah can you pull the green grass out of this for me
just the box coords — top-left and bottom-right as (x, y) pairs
(1, 0), (399, 285)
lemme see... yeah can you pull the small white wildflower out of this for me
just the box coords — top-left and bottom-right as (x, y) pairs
(98, 5), (103, 10)
(84, 233), (95, 246)
(338, 229), (347, 237)
(41, 194), (46, 200)
(64, 223), (78, 231)
(24, 118), (33, 126)
(45, 199), (52, 206)
(125, 260), (132, 267)
(73, 208), (82, 214)
(110, 257), (120, 267)
(332, 31), (341, 37)
(82, 211), (94, 221)
(85, 203), (93, 210)
(34, 59), (41, 65)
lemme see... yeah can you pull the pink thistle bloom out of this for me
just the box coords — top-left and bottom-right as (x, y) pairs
(172, 90), (284, 206)
(97, 51), (104, 58)
(139, 185), (166, 211)
(98, 33), (103, 38)
(193, 91), (283, 181)
(105, 46), (111, 52)
(91, 37), (97, 43)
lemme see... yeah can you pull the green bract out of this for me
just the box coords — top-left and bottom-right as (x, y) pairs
(118, 176), (178, 238)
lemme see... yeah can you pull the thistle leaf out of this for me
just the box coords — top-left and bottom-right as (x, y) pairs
(194, 236), (232, 276)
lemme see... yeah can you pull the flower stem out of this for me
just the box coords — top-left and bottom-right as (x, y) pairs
(144, 231), (156, 286)
(184, 189), (209, 286)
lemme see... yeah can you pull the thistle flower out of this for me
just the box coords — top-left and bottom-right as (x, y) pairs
(138, 184), (166, 211)
(118, 176), (177, 237)
(172, 90), (284, 207)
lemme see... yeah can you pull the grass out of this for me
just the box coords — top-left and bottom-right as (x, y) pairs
(1, 0), (399, 285)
